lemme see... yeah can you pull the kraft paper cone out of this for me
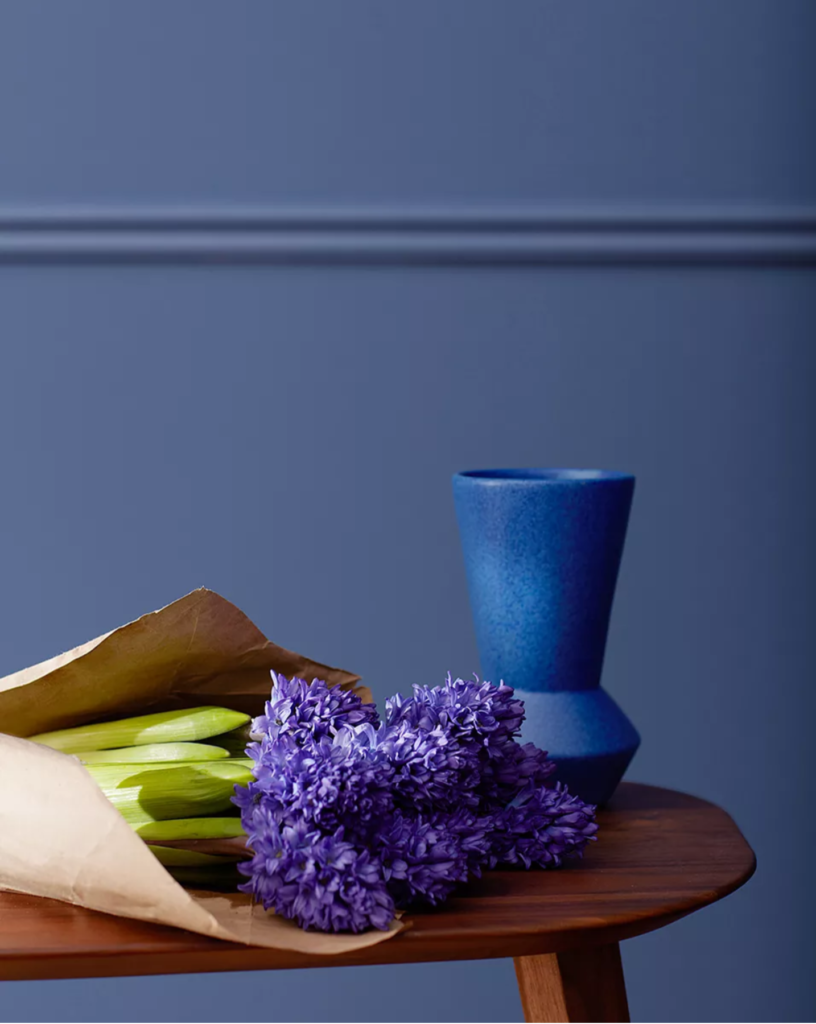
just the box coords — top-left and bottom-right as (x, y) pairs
(0, 589), (399, 953)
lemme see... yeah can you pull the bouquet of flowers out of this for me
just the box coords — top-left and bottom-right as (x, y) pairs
(31, 672), (598, 933)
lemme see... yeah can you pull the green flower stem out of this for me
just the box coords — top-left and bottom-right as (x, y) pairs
(76, 742), (230, 764)
(148, 845), (242, 868)
(86, 760), (253, 822)
(29, 707), (250, 754)
(134, 818), (247, 841)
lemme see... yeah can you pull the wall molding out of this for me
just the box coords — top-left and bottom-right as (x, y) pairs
(1, 207), (815, 265)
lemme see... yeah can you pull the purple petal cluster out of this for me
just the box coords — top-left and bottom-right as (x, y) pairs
(384, 675), (555, 811)
(236, 672), (598, 933)
(406, 673), (526, 750)
(483, 739), (558, 809)
(250, 673), (380, 746)
(239, 810), (394, 933)
(488, 782), (599, 869)
(375, 700), (481, 811)
(243, 723), (393, 840)
(374, 805), (494, 908)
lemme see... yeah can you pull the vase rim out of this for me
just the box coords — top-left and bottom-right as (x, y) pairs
(454, 468), (633, 485)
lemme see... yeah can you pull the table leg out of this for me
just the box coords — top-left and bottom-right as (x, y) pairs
(514, 943), (630, 1023)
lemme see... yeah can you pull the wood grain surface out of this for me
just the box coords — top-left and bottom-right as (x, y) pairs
(515, 944), (630, 1022)
(0, 783), (755, 982)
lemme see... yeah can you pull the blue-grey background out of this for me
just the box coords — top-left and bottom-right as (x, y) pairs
(0, 3), (814, 1023)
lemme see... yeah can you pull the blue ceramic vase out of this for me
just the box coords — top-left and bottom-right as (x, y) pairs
(452, 468), (640, 805)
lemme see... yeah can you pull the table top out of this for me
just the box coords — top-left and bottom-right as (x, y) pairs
(0, 782), (755, 982)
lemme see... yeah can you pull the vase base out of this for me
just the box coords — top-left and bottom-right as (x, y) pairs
(515, 688), (640, 806)
(545, 750), (637, 806)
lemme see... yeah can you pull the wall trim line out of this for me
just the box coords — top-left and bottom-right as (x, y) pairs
(1, 207), (815, 264)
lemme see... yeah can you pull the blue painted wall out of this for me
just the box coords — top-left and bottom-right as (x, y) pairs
(0, 1), (814, 206)
(0, 3), (813, 1022)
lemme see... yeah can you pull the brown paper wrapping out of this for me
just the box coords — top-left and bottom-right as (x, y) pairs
(0, 588), (400, 953)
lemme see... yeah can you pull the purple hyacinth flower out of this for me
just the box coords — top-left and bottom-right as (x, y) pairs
(375, 809), (469, 908)
(375, 704), (482, 812)
(489, 782), (599, 869)
(382, 674), (555, 812)
(238, 811), (394, 933)
(478, 738), (557, 810)
(235, 672), (598, 933)
(407, 673), (526, 753)
(243, 723), (394, 842)
(374, 802), (499, 908)
(251, 673), (380, 746)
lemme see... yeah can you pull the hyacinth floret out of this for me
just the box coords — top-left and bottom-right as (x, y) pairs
(238, 812), (394, 933)
(375, 702), (481, 812)
(479, 738), (558, 810)
(489, 781), (599, 869)
(246, 723), (394, 841)
(407, 673), (526, 751)
(250, 673), (380, 746)
(385, 674), (554, 810)
(374, 808), (470, 908)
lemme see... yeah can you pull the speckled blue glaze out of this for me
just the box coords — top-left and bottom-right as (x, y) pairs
(452, 468), (640, 805)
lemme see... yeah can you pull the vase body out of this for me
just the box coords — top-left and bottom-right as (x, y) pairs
(452, 468), (640, 805)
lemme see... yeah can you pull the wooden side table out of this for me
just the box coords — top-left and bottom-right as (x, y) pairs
(0, 783), (755, 1023)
